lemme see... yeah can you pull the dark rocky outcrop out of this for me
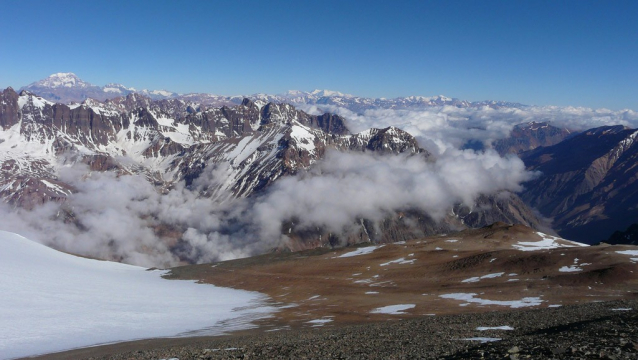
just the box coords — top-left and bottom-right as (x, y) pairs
(607, 223), (638, 245)
(0, 87), (19, 129)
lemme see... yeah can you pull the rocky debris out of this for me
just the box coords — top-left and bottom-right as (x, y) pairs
(35, 300), (637, 360)
(441, 301), (638, 359)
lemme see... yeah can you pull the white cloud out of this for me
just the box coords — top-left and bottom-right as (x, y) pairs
(0, 147), (537, 267)
(251, 149), (536, 240)
(296, 104), (638, 154)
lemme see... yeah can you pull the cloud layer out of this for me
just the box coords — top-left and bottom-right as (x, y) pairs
(0, 147), (536, 267)
(300, 104), (638, 154)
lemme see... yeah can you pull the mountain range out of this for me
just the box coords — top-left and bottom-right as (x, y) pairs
(21, 72), (525, 110)
(21, 73), (179, 102)
(1, 73), (636, 265)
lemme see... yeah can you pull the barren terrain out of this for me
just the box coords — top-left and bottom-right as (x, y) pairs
(165, 223), (638, 329)
(25, 223), (638, 359)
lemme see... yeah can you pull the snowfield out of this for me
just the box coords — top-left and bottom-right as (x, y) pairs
(0, 231), (274, 360)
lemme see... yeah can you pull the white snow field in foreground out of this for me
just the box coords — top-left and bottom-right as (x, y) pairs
(0, 231), (274, 360)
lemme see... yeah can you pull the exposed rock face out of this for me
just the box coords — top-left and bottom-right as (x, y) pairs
(0, 87), (20, 130)
(492, 121), (575, 156)
(520, 125), (638, 243)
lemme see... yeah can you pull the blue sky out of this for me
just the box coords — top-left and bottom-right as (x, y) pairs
(1, 0), (636, 109)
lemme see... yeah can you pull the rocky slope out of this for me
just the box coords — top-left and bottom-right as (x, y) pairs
(520, 125), (638, 243)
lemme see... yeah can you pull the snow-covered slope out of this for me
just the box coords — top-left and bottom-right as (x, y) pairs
(0, 231), (273, 359)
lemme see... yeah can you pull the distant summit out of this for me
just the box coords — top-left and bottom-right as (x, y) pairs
(33, 72), (90, 89)
(20, 73), (178, 103)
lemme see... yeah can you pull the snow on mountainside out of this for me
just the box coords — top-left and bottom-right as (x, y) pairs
(0, 230), (273, 359)
(34, 72), (90, 88)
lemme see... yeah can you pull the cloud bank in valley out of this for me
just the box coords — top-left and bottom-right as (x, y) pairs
(299, 104), (638, 154)
(0, 146), (537, 267)
(253, 150), (535, 240)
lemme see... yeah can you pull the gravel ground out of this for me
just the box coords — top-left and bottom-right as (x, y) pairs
(36, 299), (637, 360)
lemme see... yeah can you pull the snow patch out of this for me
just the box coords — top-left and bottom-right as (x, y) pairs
(307, 318), (333, 327)
(476, 326), (514, 331)
(616, 250), (638, 256)
(439, 293), (543, 308)
(461, 272), (504, 283)
(370, 304), (415, 315)
(289, 125), (316, 152)
(379, 258), (416, 266)
(338, 245), (384, 258)
(513, 232), (588, 251)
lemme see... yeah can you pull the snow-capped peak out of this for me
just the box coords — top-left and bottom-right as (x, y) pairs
(36, 72), (90, 89)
